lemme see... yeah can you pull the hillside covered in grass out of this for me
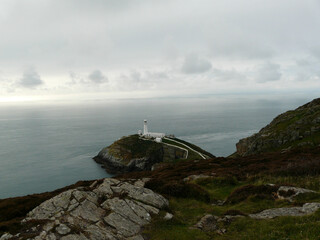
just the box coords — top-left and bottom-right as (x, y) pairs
(236, 98), (320, 156)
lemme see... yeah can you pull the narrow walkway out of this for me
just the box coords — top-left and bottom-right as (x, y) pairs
(163, 137), (207, 159)
(139, 136), (208, 160)
(139, 137), (189, 159)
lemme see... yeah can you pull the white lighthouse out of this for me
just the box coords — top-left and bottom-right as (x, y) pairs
(140, 119), (165, 139)
(143, 119), (148, 135)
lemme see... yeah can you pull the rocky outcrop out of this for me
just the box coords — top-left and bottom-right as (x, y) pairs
(236, 98), (320, 156)
(277, 186), (316, 202)
(193, 214), (243, 235)
(249, 202), (320, 219)
(1, 178), (168, 240)
(194, 214), (219, 232)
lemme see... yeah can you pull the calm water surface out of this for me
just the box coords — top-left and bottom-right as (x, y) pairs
(0, 97), (312, 198)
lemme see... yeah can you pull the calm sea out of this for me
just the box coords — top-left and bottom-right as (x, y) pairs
(0, 96), (313, 199)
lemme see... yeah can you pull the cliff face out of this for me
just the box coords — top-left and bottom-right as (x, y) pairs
(93, 135), (202, 174)
(236, 98), (320, 156)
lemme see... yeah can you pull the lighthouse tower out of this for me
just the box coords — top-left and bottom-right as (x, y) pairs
(143, 119), (148, 135)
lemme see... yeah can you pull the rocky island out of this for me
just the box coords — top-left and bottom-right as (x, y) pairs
(1, 98), (320, 240)
(93, 134), (214, 174)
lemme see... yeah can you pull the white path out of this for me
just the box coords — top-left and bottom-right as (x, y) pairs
(163, 137), (208, 160)
(139, 136), (209, 160)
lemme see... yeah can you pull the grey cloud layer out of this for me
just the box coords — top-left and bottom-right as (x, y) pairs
(0, 0), (319, 96)
(255, 63), (282, 83)
(181, 54), (212, 74)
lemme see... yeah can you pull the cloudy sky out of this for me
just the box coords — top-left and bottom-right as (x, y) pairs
(0, 0), (320, 102)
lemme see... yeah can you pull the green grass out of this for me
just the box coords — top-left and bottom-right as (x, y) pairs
(251, 175), (320, 191)
(143, 214), (213, 240)
(215, 210), (320, 240)
(143, 175), (320, 240)
(194, 177), (241, 200)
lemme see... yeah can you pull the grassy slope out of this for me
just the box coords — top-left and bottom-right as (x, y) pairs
(107, 134), (162, 160)
(120, 147), (320, 240)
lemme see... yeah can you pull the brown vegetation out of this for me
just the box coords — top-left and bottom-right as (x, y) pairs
(225, 184), (279, 204)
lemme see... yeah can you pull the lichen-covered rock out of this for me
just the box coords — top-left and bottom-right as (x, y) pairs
(249, 202), (320, 219)
(4, 178), (168, 240)
(277, 186), (316, 201)
(183, 174), (212, 182)
(194, 214), (219, 232)
(163, 212), (173, 220)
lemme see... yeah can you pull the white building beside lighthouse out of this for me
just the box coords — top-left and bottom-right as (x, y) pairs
(140, 119), (165, 140)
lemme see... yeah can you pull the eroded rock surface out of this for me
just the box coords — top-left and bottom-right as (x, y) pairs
(2, 178), (168, 240)
(249, 202), (320, 219)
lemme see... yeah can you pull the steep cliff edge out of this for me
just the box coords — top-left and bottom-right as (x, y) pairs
(93, 134), (214, 174)
(236, 98), (320, 156)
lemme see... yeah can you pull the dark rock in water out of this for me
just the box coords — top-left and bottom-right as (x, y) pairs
(93, 134), (214, 174)
(236, 98), (320, 156)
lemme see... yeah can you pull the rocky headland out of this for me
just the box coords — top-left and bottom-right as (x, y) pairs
(93, 134), (214, 174)
(236, 98), (320, 156)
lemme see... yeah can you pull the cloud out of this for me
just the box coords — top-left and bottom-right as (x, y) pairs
(181, 54), (212, 74)
(255, 62), (282, 83)
(292, 57), (320, 81)
(117, 70), (170, 90)
(212, 68), (247, 82)
(88, 70), (108, 83)
(18, 68), (43, 88)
